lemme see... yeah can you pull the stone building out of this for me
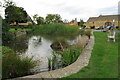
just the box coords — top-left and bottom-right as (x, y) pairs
(86, 15), (120, 28)
(69, 18), (78, 26)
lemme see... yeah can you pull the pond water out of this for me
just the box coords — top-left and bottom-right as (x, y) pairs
(7, 34), (83, 73)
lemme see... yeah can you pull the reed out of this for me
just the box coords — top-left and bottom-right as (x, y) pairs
(2, 46), (37, 79)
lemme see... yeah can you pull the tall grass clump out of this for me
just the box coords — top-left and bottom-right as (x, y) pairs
(60, 45), (82, 66)
(85, 30), (91, 39)
(32, 24), (80, 36)
(48, 44), (82, 69)
(2, 46), (37, 79)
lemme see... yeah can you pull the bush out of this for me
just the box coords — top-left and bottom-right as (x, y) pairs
(2, 46), (36, 79)
(2, 19), (14, 46)
(60, 45), (82, 66)
(116, 26), (119, 29)
(85, 30), (91, 39)
(32, 23), (80, 36)
(79, 29), (85, 36)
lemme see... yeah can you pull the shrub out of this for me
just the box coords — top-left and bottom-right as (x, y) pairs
(79, 29), (85, 36)
(60, 45), (82, 66)
(116, 26), (119, 29)
(85, 30), (91, 39)
(2, 19), (13, 46)
(2, 46), (36, 79)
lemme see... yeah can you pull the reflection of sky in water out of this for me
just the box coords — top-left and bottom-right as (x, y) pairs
(21, 35), (82, 73)
(25, 36), (53, 72)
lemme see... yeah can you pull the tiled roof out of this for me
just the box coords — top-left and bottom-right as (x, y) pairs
(87, 15), (120, 22)
(87, 17), (97, 22)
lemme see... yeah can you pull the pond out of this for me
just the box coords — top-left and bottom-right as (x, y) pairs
(7, 34), (88, 73)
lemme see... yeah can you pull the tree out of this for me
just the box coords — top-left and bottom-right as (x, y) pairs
(78, 19), (85, 27)
(5, 4), (28, 25)
(33, 14), (38, 24)
(2, 19), (13, 45)
(36, 16), (44, 25)
(3, 0), (15, 8)
(45, 14), (62, 24)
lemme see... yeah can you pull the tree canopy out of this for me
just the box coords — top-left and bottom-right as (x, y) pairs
(5, 4), (28, 24)
(45, 14), (62, 24)
(33, 14), (44, 25)
(78, 19), (85, 27)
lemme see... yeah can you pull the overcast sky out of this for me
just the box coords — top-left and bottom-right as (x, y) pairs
(0, 0), (120, 21)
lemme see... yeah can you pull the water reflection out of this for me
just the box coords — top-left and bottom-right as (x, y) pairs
(7, 34), (81, 73)
(24, 36), (53, 73)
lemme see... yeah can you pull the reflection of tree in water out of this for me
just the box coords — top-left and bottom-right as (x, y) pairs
(7, 35), (29, 53)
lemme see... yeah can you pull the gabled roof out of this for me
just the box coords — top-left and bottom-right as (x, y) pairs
(96, 15), (119, 21)
(87, 15), (120, 22)
(87, 17), (97, 22)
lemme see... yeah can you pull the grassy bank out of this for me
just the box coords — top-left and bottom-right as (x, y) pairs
(62, 32), (118, 78)
(32, 24), (80, 36)
(9, 28), (32, 32)
(2, 46), (37, 79)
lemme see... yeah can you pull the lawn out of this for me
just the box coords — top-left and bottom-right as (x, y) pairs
(62, 31), (118, 78)
(9, 28), (32, 32)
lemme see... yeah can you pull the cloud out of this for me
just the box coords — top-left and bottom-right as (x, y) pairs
(1, 0), (120, 21)
(98, 6), (118, 15)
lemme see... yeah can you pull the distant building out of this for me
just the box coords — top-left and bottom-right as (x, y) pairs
(86, 15), (120, 28)
(69, 18), (78, 26)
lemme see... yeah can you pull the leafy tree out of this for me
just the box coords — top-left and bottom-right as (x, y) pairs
(3, 0), (15, 8)
(33, 14), (44, 25)
(2, 19), (13, 46)
(33, 14), (38, 24)
(5, 5), (27, 25)
(36, 16), (44, 25)
(78, 19), (85, 27)
(45, 14), (62, 24)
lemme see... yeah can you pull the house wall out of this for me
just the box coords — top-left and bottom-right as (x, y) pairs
(86, 21), (119, 28)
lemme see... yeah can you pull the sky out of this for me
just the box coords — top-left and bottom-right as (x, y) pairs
(0, 0), (120, 22)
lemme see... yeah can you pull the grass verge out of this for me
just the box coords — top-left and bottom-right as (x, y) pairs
(9, 28), (32, 32)
(61, 31), (118, 78)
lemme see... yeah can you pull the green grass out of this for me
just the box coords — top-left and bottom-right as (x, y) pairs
(9, 28), (32, 32)
(32, 23), (80, 36)
(61, 32), (118, 78)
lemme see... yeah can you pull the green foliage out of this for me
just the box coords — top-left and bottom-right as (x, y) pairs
(9, 28), (32, 32)
(79, 29), (85, 36)
(3, 0), (15, 8)
(78, 19), (85, 27)
(45, 14), (62, 24)
(84, 30), (91, 38)
(48, 52), (58, 70)
(2, 19), (13, 46)
(64, 32), (118, 78)
(5, 5), (27, 24)
(33, 14), (44, 25)
(32, 23), (80, 36)
(36, 16), (44, 25)
(2, 46), (36, 79)
(60, 45), (82, 66)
